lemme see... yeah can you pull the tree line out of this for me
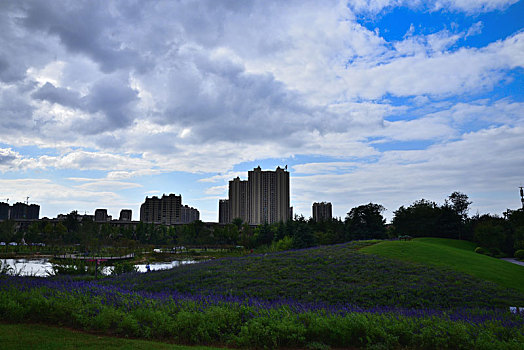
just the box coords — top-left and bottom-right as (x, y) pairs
(1, 191), (523, 257)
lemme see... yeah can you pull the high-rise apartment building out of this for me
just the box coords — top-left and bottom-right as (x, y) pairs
(9, 202), (40, 220)
(218, 199), (230, 224)
(0, 202), (10, 220)
(312, 202), (332, 222)
(119, 209), (132, 221)
(180, 204), (199, 224)
(229, 177), (249, 223)
(140, 194), (198, 225)
(226, 166), (290, 225)
(248, 166), (290, 225)
(94, 209), (109, 222)
(161, 194), (182, 225)
(140, 196), (162, 223)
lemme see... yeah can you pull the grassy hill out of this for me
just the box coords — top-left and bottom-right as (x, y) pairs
(104, 240), (524, 309)
(360, 238), (524, 294)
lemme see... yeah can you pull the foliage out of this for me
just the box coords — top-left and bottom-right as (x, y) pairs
(392, 199), (463, 240)
(447, 192), (472, 221)
(475, 246), (491, 256)
(51, 259), (104, 277)
(345, 203), (386, 240)
(0, 275), (523, 349)
(112, 261), (139, 275)
(514, 249), (524, 260)
(473, 219), (507, 256)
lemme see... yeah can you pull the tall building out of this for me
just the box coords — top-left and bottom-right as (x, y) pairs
(180, 205), (199, 224)
(119, 209), (132, 221)
(248, 166), (290, 225)
(160, 194), (182, 225)
(140, 196), (162, 223)
(140, 194), (193, 225)
(94, 209), (109, 222)
(27, 204), (40, 220)
(229, 177), (249, 223)
(9, 202), (40, 220)
(218, 199), (230, 224)
(0, 202), (9, 220)
(226, 166), (290, 225)
(312, 202), (332, 222)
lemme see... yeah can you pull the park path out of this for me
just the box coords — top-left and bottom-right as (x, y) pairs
(501, 258), (524, 267)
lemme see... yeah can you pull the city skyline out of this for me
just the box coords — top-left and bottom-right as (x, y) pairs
(0, 1), (523, 222)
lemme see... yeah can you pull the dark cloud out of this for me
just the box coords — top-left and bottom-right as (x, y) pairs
(0, 153), (16, 165)
(85, 76), (138, 129)
(20, 1), (150, 73)
(0, 87), (35, 132)
(31, 82), (83, 109)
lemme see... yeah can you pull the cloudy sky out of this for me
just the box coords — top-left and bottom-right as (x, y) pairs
(0, 0), (523, 222)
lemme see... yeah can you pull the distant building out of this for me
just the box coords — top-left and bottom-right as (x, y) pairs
(140, 194), (197, 225)
(94, 209), (109, 222)
(27, 204), (40, 220)
(161, 194), (182, 225)
(9, 202), (40, 220)
(0, 202), (9, 220)
(312, 202), (332, 222)
(119, 209), (132, 221)
(229, 177), (249, 224)
(225, 166), (291, 225)
(248, 166), (290, 225)
(56, 213), (95, 222)
(179, 205), (199, 224)
(140, 196), (162, 223)
(218, 199), (230, 224)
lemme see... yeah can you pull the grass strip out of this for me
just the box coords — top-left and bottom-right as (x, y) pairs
(0, 322), (223, 350)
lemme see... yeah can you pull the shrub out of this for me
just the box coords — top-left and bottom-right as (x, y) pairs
(475, 247), (491, 256)
(514, 250), (524, 260)
(112, 261), (138, 275)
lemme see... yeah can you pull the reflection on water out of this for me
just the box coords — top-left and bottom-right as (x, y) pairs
(134, 260), (197, 273)
(1, 258), (199, 277)
(1, 259), (54, 277)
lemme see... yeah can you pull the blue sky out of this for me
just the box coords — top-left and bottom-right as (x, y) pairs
(0, 0), (523, 222)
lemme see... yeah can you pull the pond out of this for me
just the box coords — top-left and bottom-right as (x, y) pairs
(1, 258), (200, 277)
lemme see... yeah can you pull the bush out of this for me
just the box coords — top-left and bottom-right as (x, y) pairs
(514, 250), (524, 260)
(112, 261), (138, 275)
(475, 247), (491, 256)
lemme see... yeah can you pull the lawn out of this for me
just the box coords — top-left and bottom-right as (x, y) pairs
(0, 323), (222, 350)
(360, 238), (524, 294)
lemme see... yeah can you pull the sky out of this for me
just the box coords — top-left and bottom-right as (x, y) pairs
(0, 0), (523, 222)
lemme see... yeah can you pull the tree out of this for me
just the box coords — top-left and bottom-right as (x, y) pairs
(345, 203), (386, 240)
(393, 199), (440, 238)
(255, 222), (274, 246)
(291, 216), (316, 248)
(447, 192), (472, 221)
(232, 218), (243, 230)
(473, 216), (506, 255)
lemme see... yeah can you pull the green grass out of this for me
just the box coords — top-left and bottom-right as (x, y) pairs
(0, 323), (223, 350)
(361, 238), (524, 294)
